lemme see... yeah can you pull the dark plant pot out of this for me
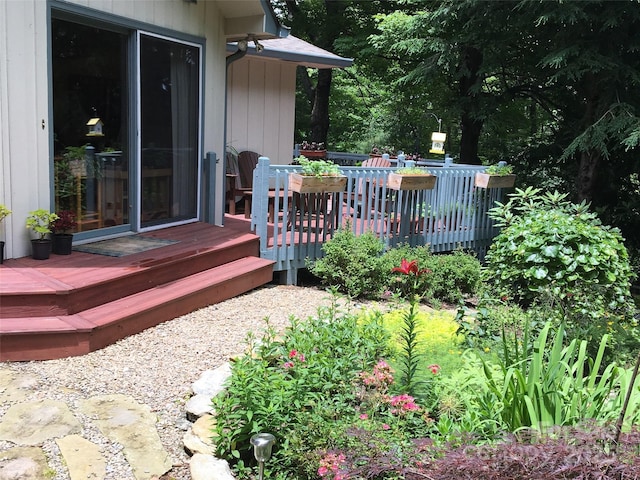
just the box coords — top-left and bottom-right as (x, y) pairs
(52, 233), (73, 255)
(0, 240), (4, 264)
(31, 239), (52, 260)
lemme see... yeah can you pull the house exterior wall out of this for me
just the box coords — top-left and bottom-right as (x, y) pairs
(227, 57), (296, 164)
(0, 0), (229, 259)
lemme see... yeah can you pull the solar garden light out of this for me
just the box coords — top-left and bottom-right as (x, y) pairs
(250, 433), (276, 480)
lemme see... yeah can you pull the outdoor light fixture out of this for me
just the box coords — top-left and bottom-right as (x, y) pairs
(250, 433), (276, 480)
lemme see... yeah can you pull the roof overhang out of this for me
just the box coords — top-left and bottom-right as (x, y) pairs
(226, 35), (353, 69)
(216, 0), (288, 41)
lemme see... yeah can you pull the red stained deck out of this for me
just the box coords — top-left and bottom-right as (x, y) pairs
(0, 217), (275, 361)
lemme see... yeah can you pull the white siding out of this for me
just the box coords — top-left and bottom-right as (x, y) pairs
(227, 57), (296, 164)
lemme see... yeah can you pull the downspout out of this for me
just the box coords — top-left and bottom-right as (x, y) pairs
(219, 40), (248, 225)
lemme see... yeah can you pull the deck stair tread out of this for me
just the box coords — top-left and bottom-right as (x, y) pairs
(1, 256), (273, 333)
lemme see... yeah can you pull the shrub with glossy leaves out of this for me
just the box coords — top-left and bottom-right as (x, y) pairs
(484, 187), (635, 324)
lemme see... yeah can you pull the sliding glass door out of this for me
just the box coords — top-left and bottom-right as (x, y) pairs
(52, 14), (202, 236)
(139, 33), (201, 228)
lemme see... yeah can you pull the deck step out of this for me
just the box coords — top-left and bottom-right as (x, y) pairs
(0, 256), (274, 361)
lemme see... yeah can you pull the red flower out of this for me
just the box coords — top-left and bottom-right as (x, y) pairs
(392, 258), (419, 275)
(428, 364), (441, 375)
(289, 349), (298, 359)
(392, 258), (430, 277)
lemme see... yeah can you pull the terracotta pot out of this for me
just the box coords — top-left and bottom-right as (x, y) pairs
(299, 150), (327, 159)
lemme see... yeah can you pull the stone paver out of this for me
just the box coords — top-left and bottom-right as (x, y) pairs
(0, 399), (82, 445)
(56, 434), (107, 480)
(79, 394), (172, 480)
(0, 446), (50, 480)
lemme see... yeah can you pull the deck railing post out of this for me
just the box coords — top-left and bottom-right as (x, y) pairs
(203, 151), (217, 225)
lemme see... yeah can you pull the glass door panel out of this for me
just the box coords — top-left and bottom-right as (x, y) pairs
(52, 19), (129, 232)
(139, 34), (200, 228)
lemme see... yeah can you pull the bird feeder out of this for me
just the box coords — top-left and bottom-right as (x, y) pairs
(86, 118), (104, 137)
(429, 131), (446, 155)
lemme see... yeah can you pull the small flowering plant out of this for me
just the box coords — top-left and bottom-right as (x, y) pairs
(300, 140), (326, 151)
(50, 210), (77, 234)
(391, 258), (431, 301)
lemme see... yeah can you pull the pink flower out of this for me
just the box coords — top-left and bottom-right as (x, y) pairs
(382, 423), (390, 430)
(283, 361), (295, 369)
(297, 352), (306, 363)
(428, 364), (441, 375)
(389, 394), (421, 415)
(318, 466), (329, 477)
(289, 349), (298, 359)
(359, 413), (368, 420)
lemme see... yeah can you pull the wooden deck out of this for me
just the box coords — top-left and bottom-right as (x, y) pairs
(0, 217), (275, 361)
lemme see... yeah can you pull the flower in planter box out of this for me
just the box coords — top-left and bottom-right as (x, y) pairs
(300, 140), (326, 151)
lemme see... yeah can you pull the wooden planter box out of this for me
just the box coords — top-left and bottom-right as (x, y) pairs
(299, 150), (327, 159)
(289, 173), (347, 194)
(387, 172), (436, 191)
(475, 172), (516, 189)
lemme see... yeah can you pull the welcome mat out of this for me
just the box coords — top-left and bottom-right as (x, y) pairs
(73, 236), (178, 257)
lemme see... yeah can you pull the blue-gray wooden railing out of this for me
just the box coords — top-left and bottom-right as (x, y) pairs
(251, 157), (506, 284)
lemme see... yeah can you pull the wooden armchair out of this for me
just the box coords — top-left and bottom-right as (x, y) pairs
(226, 150), (260, 217)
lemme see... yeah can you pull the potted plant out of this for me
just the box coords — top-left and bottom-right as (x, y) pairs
(26, 209), (58, 260)
(475, 162), (515, 188)
(298, 141), (327, 159)
(50, 210), (77, 255)
(388, 166), (437, 191)
(289, 155), (347, 193)
(0, 204), (10, 264)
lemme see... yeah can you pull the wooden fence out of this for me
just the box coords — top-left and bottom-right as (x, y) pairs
(250, 157), (506, 284)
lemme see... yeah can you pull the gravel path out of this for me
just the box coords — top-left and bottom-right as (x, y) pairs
(0, 285), (371, 480)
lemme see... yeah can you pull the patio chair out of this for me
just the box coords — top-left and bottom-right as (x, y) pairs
(226, 150), (260, 217)
(355, 156), (393, 216)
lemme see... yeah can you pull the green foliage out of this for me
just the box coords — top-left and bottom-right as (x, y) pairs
(0, 205), (11, 223)
(310, 234), (482, 305)
(308, 227), (387, 298)
(211, 299), (443, 480)
(295, 156), (341, 177)
(25, 209), (58, 239)
(479, 321), (640, 432)
(485, 187), (635, 326)
(484, 163), (514, 175)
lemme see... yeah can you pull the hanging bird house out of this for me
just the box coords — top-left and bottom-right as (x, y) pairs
(429, 131), (446, 155)
(86, 118), (104, 137)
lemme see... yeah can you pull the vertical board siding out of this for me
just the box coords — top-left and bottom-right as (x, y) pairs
(251, 157), (505, 284)
(227, 58), (296, 164)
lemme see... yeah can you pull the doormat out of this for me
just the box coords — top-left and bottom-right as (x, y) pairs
(73, 236), (178, 257)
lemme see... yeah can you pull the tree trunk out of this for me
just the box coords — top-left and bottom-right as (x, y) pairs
(575, 72), (601, 202)
(576, 150), (600, 202)
(310, 68), (333, 144)
(457, 45), (484, 165)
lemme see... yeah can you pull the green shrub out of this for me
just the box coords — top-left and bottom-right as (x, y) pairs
(308, 227), (387, 298)
(425, 250), (481, 304)
(484, 187), (635, 326)
(211, 300), (396, 479)
(381, 246), (481, 305)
